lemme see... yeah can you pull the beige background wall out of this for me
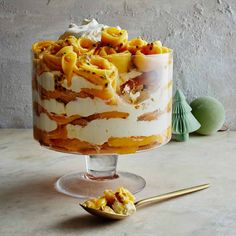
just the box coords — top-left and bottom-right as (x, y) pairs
(0, 0), (235, 128)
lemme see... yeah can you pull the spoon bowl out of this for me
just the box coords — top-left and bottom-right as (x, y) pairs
(80, 183), (210, 220)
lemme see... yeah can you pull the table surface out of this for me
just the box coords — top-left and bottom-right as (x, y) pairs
(0, 129), (236, 236)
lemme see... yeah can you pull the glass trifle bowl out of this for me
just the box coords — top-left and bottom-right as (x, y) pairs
(32, 23), (173, 198)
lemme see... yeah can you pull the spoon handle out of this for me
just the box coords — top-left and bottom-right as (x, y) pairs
(134, 183), (210, 208)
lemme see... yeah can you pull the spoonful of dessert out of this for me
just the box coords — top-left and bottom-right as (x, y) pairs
(80, 183), (210, 220)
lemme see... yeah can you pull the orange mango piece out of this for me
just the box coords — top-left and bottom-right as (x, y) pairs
(108, 135), (163, 147)
(127, 38), (147, 54)
(101, 27), (128, 48)
(43, 54), (62, 71)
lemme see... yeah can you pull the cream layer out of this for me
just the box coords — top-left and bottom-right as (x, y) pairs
(37, 72), (102, 92)
(66, 112), (171, 145)
(33, 112), (57, 132)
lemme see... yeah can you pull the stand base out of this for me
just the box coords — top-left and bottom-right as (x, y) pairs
(55, 171), (146, 198)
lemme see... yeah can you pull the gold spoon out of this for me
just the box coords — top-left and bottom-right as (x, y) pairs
(80, 183), (210, 220)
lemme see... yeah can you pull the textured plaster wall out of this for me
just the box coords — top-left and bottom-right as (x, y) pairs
(0, 0), (235, 129)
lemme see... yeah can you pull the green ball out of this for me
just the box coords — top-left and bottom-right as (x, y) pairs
(190, 96), (225, 135)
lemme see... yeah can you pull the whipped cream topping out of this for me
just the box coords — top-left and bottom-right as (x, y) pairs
(60, 19), (108, 42)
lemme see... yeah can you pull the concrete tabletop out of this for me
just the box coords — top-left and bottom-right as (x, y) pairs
(0, 129), (236, 236)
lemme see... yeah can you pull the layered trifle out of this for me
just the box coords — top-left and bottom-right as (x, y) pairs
(32, 20), (173, 155)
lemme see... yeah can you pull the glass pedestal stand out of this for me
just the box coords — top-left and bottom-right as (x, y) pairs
(55, 155), (146, 198)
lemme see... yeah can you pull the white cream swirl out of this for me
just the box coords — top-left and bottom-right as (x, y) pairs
(60, 19), (108, 42)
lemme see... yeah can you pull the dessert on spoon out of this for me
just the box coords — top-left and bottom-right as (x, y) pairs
(80, 184), (210, 220)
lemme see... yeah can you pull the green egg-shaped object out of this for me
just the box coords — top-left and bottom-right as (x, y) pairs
(190, 96), (225, 135)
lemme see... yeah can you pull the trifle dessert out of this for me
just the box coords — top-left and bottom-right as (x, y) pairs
(32, 19), (173, 155)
